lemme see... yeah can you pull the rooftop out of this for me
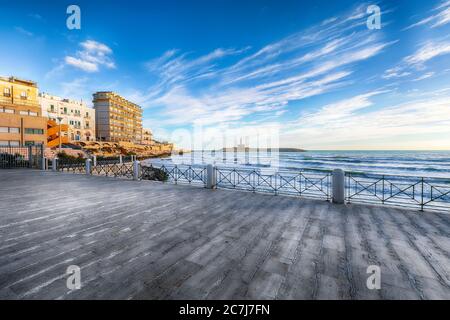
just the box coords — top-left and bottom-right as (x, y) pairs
(0, 76), (37, 87)
(0, 170), (448, 299)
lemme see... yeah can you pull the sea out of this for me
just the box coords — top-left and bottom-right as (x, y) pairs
(146, 150), (450, 179)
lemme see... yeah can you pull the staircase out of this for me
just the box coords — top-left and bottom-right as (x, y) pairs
(47, 120), (69, 148)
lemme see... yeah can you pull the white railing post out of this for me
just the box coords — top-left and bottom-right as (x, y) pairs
(85, 159), (92, 175)
(52, 158), (57, 171)
(93, 155), (97, 167)
(206, 164), (216, 189)
(119, 155), (123, 164)
(332, 169), (345, 204)
(133, 160), (140, 180)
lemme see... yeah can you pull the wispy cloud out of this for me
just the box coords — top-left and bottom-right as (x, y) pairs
(138, 5), (391, 128)
(404, 40), (450, 65)
(28, 13), (44, 21)
(404, 1), (450, 30)
(283, 89), (450, 149)
(15, 26), (33, 37)
(382, 66), (411, 79)
(65, 40), (116, 73)
(412, 71), (435, 81)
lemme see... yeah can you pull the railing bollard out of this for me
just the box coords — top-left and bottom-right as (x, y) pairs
(41, 156), (47, 170)
(133, 160), (140, 180)
(119, 155), (123, 164)
(332, 169), (345, 204)
(85, 159), (92, 175)
(206, 164), (216, 189)
(93, 155), (97, 167)
(52, 158), (57, 171)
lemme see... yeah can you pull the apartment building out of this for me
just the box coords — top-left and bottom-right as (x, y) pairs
(0, 76), (47, 147)
(93, 92), (143, 143)
(40, 93), (96, 142)
(142, 128), (153, 145)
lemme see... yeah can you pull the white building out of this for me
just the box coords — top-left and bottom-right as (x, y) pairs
(39, 93), (96, 142)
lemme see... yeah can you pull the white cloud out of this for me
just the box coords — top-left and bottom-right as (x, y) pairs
(28, 13), (44, 21)
(132, 4), (399, 148)
(283, 90), (450, 149)
(382, 67), (411, 79)
(412, 72), (435, 81)
(15, 26), (33, 37)
(65, 40), (115, 73)
(65, 57), (98, 72)
(404, 1), (450, 30)
(404, 41), (450, 65)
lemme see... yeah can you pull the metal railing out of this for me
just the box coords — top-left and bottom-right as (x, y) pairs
(0, 146), (42, 169)
(96, 156), (133, 165)
(215, 167), (332, 200)
(346, 172), (450, 211)
(45, 159), (450, 212)
(140, 164), (206, 186)
(91, 162), (134, 179)
(56, 158), (86, 173)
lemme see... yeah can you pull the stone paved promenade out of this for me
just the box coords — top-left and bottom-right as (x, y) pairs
(0, 170), (449, 299)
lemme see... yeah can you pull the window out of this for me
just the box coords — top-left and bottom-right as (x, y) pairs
(4, 109), (14, 114)
(0, 127), (19, 133)
(29, 111), (38, 116)
(9, 141), (20, 147)
(3, 88), (10, 97)
(20, 111), (29, 115)
(20, 91), (28, 99)
(25, 128), (44, 135)
(24, 141), (35, 146)
(50, 105), (55, 111)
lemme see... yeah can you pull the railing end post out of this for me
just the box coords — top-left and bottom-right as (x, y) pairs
(85, 158), (92, 175)
(206, 164), (216, 189)
(52, 157), (57, 171)
(133, 160), (140, 180)
(332, 168), (345, 204)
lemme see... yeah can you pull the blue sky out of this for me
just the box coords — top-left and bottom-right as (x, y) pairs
(1, 0), (450, 149)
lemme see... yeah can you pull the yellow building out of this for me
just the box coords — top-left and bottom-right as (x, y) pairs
(93, 92), (142, 143)
(0, 76), (47, 147)
(142, 128), (153, 145)
(40, 93), (96, 144)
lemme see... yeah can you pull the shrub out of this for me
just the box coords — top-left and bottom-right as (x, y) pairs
(141, 167), (169, 182)
(57, 152), (85, 163)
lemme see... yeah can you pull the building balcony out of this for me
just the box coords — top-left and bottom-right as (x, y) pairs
(0, 96), (39, 108)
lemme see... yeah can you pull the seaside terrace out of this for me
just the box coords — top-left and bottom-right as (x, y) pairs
(0, 156), (449, 300)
